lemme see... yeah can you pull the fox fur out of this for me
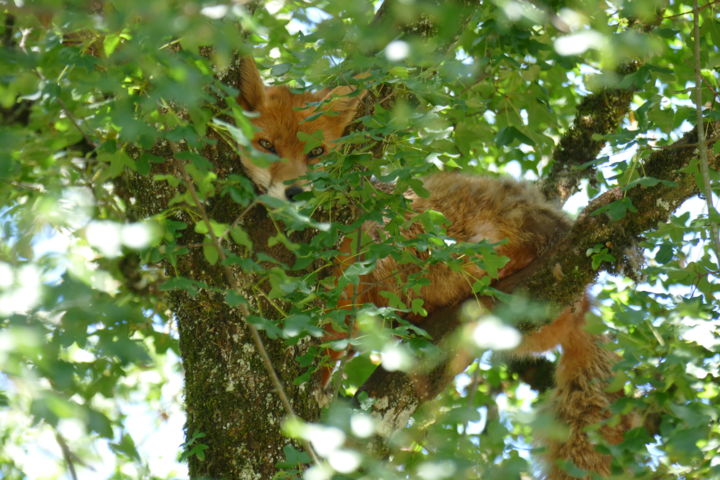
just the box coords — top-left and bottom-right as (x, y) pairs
(237, 57), (629, 479)
(237, 57), (362, 200)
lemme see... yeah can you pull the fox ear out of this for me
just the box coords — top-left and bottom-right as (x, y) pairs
(321, 86), (364, 124)
(238, 57), (266, 111)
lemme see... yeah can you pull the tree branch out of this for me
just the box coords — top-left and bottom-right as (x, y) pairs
(539, 62), (638, 203)
(692, 0), (720, 259)
(356, 121), (720, 435)
(539, 13), (665, 204)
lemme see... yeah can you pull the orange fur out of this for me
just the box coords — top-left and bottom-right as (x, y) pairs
(344, 174), (571, 313)
(518, 296), (631, 478)
(238, 58), (628, 479)
(238, 58), (361, 200)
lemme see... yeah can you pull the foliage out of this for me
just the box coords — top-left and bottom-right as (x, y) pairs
(1, 0), (719, 479)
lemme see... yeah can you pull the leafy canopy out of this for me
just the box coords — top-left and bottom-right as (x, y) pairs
(1, 0), (719, 479)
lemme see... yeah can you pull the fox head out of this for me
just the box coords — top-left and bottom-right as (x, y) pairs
(237, 58), (362, 201)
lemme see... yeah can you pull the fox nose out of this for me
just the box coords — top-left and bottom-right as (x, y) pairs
(285, 185), (305, 201)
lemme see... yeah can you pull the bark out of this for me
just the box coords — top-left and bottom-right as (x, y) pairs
(118, 142), (321, 479)
(539, 61), (639, 203)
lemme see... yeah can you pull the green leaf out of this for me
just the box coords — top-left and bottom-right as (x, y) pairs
(160, 277), (203, 296)
(110, 433), (141, 461)
(203, 242), (219, 265)
(624, 176), (676, 190)
(87, 408), (114, 438)
(247, 315), (282, 339)
(103, 33), (122, 57)
(230, 226), (253, 250)
(97, 151), (136, 181)
(270, 63), (292, 76)
(176, 151), (213, 173)
(225, 290), (247, 307)
(283, 314), (322, 338)
(297, 130), (324, 152)
(591, 197), (637, 221)
(495, 126), (535, 147)
(276, 444), (311, 469)
(213, 117), (251, 146)
(655, 243), (673, 264)
(344, 354), (377, 387)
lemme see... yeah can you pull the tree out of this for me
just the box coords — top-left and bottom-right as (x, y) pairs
(1, 0), (719, 479)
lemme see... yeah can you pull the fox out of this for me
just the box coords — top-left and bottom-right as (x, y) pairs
(237, 57), (631, 480)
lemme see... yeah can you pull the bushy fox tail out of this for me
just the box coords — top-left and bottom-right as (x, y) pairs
(519, 295), (632, 479)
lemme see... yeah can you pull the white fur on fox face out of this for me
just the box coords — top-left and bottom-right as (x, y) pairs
(240, 156), (271, 191)
(267, 182), (287, 200)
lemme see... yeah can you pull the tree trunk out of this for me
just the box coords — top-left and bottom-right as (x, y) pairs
(119, 136), (322, 478)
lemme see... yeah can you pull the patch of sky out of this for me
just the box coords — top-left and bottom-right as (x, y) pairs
(282, 5), (331, 36)
(385, 40), (409, 62)
(565, 70), (591, 96)
(483, 110), (496, 125)
(0, 206), (18, 251)
(456, 48), (474, 65)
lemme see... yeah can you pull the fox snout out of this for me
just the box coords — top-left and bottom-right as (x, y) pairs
(284, 185), (305, 202)
(264, 172), (309, 202)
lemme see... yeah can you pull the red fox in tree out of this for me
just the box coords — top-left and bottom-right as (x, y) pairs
(237, 57), (631, 480)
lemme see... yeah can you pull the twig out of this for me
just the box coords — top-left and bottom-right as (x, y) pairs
(665, 0), (720, 19)
(31, 68), (97, 151)
(3, 13), (15, 48)
(701, 75), (720, 102)
(693, 0), (720, 260)
(230, 199), (259, 229)
(54, 431), (79, 480)
(172, 152), (320, 465)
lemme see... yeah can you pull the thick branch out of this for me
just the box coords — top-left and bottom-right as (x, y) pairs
(539, 62), (638, 204)
(356, 121), (720, 434)
(540, 14), (664, 204)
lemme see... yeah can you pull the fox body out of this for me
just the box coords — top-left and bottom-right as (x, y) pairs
(331, 174), (632, 479)
(238, 58), (628, 479)
(337, 173), (571, 313)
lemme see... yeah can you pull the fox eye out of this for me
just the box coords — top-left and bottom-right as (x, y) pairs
(308, 146), (325, 158)
(258, 139), (276, 153)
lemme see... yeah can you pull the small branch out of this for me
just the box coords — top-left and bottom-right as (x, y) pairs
(539, 11), (665, 204)
(540, 62), (638, 204)
(693, 0), (720, 260)
(173, 154), (320, 466)
(55, 431), (79, 480)
(664, 0), (720, 19)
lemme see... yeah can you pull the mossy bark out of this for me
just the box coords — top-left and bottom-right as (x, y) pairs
(118, 131), (323, 479)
